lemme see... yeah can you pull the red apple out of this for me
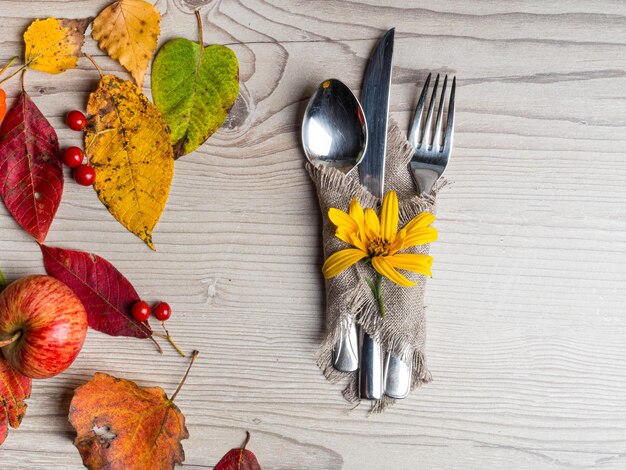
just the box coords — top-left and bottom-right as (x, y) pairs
(0, 275), (88, 379)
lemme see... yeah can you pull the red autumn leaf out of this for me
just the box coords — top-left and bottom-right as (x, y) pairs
(0, 356), (32, 446)
(40, 245), (152, 339)
(0, 89), (62, 243)
(215, 432), (261, 470)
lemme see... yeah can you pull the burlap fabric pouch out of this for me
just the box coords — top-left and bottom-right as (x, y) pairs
(307, 119), (444, 412)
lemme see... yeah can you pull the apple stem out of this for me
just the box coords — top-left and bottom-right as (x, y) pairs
(0, 330), (21, 348)
(170, 350), (199, 403)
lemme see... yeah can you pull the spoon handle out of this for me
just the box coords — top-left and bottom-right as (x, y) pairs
(332, 319), (359, 372)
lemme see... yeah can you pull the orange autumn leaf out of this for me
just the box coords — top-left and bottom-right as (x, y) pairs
(69, 372), (188, 470)
(0, 356), (32, 446)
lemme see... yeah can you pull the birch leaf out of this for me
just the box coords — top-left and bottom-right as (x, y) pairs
(24, 17), (90, 74)
(152, 13), (239, 158)
(92, 0), (161, 88)
(85, 75), (173, 249)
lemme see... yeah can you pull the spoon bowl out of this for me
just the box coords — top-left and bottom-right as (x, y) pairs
(301, 79), (367, 175)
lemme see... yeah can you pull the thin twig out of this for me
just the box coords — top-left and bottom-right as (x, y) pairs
(170, 350), (199, 403)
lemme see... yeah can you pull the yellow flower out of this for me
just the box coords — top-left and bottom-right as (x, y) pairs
(322, 191), (437, 287)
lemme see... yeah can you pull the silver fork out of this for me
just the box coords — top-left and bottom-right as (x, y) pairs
(408, 73), (456, 194)
(383, 73), (456, 399)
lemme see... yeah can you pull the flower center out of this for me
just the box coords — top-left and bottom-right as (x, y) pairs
(368, 237), (390, 257)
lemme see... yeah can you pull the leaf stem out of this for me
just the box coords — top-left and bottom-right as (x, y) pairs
(170, 350), (199, 403)
(83, 53), (104, 79)
(0, 63), (26, 87)
(242, 431), (251, 451)
(0, 56), (18, 77)
(195, 10), (203, 46)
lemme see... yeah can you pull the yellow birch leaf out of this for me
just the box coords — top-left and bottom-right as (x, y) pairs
(92, 0), (161, 88)
(85, 75), (174, 250)
(24, 17), (91, 74)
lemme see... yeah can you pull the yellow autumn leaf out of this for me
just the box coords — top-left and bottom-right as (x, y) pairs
(24, 17), (91, 74)
(85, 75), (174, 250)
(92, 0), (161, 88)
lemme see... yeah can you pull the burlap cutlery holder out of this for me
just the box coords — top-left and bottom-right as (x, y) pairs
(307, 119), (444, 412)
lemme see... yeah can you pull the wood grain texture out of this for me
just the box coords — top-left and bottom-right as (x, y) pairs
(1, 0), (626, 468)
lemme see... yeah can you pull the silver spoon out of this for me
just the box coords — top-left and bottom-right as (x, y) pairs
(302, 79), (367, 372)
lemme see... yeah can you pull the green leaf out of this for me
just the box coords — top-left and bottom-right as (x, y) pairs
(0, 268), (5, 292)
(151, 14), (239, 159)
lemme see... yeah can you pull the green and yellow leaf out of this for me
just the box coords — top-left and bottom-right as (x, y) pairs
(24, 17), (90, 74)
(151, 13), (239, 158)
(85, 75), (174, 250)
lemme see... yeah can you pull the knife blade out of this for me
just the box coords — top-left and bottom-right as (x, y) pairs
(358, 27), (394, 400)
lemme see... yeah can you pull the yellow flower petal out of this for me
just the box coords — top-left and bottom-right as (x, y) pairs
(386, 253), (433, 277)
(380, 191), (398, 242)
(328, 208), (358, 232)
(388, 228), (406, 255)
(322, 249), (367, 279)
(403, 212), (436, 233)
(371, 256), (416, 287)
(349, 198), (366, 240)
(364, 208), (380, 239)
(348, 232), (368, 252)
(403, 227), (438, 248)
(335, 227), (353, 246)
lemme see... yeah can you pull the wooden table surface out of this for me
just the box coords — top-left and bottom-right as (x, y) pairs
(1, 1), (625, 469)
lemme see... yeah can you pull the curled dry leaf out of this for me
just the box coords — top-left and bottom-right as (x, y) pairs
(152, 11), (239, 158)
(92, 0), (161, 88)
(215, 432), (262, 470)
(41, 245), (152, 339)
(0, 88), (62, 243)
(24, 17), (91, 74)
(85, 75), (174, 249)
(69, 352), (198, 470)
(0, 356), (32, 446)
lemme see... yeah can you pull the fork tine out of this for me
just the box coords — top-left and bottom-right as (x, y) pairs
(432, 75), (448, 151)
(421, 73), (439, 149)
(408, 73), (431, 149)
(443, 76), (456, 151)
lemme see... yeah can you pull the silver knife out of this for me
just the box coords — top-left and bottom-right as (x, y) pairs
(358, 28), (394, 400)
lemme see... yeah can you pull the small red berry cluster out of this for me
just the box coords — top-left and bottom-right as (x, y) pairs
(131, 300), (172, 323)
(62, 110), (96, 186)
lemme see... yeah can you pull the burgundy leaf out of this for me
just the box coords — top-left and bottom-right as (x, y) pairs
(215, 432), (261, 470)
(0, 91), (62, 243)
(41, 245), (151, 339)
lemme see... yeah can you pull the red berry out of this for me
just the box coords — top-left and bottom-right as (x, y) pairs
(62, 146), (84, 168)
(73, 164), (96, 186)
(153, 302), (171, 321)
(131, 301), (151, 323)
(66, 110), (86, 131)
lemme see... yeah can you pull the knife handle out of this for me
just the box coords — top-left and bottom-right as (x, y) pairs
(359, 327), (383, 400)
(383, 353), (411, 399)
(332, 318), (359, 372)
